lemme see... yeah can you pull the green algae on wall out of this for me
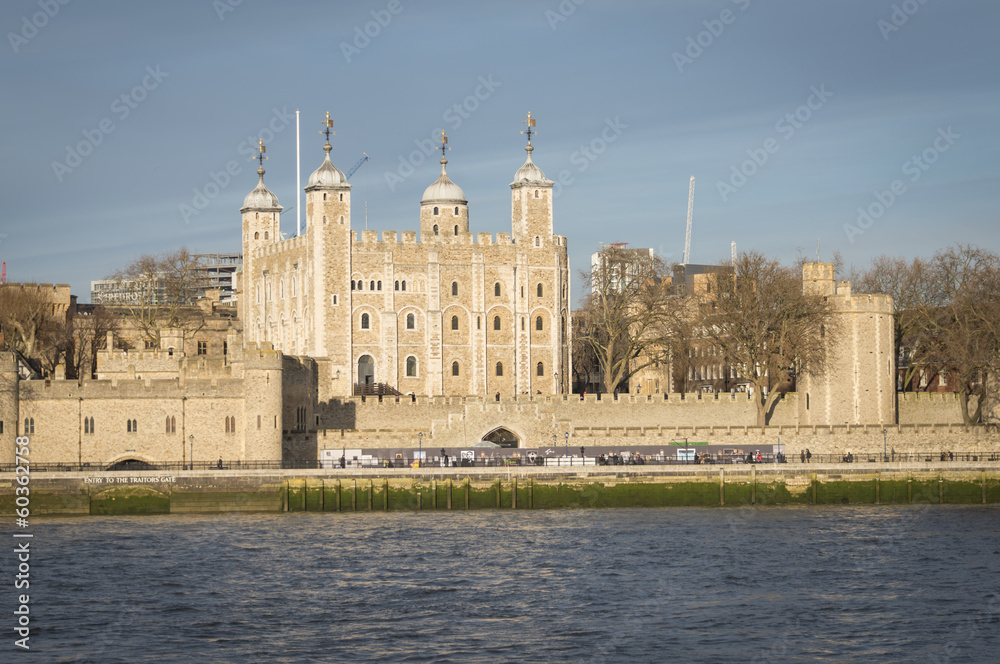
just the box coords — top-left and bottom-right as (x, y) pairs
(90, 486), (170, 515)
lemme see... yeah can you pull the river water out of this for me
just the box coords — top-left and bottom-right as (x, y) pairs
(18, 506), (1000, 663)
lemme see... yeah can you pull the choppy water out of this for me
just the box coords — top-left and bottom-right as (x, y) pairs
(14, 506), (1000, 663)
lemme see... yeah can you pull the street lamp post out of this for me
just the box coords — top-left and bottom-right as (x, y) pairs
(882, 428), (887, 462)
(189, 435), (194, 470)
(418, 432), (423, 468)
(564, 431), (569, 462)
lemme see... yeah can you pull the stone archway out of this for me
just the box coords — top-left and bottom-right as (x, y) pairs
(482, 427), (520, 448)
(358, 355), (374, 385)
(105, 458), (158, 471)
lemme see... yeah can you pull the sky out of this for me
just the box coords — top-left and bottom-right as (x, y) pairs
(1, 0), (998, 304)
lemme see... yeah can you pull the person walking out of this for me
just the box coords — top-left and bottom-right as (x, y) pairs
(800, 449), (805, 463)
(806, 448), (812, 463)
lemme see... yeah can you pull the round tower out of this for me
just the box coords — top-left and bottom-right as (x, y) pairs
(239, 140), (282, 325)
(420, 131), (468, 242)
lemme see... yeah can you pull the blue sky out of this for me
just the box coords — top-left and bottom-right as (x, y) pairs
(2, 0), (998, 303)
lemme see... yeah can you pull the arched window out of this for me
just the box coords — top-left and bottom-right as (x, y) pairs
(433, 206), (439, 216)
(377, 281), (382, 291)
(452, 361), (460, 376)
(402, 281), (407, 291)
(406, 356), (417, 377)
(451, 316), (459, 330)
(494, 283), (501, 297)
(264, 231), (269, 240)
(537, 362), (544, 376)
(361, 313), (370, 330)
(370, 280), (375, 291)
(406, 313), (415, 329)
(536, 316), (543, 331)
(323, 193), (327, 201)
(537, 283), (543, 297)
(534, 236), (540, 247)
(820, 325), (826, 338)
(225, 416), (230, 433)
(433, 225), (439, 235)
(494, 316), (501, 330)
(477, 316), (481, 330)
(454, 225), (458, 236)
(339, 193), (343, 201)
(254, 231), (259, 240)
(496, 362), (503, 377)
(454, 206), (459, 215)
(351, 280), (356, 291)
(534, 189), (539, 198)
(452, 282), (458, 296)
(394, 280), (399, 291)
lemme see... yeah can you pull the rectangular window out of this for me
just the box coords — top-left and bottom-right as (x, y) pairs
(257, 415), (261, 430)
(0, 421), (3, 434)
(197, 341), (208, 355)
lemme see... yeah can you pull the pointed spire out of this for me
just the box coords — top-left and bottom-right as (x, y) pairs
(242, 138), (281, 210)
(306, 112), (348, 190)
(512, 111), (551, 185)
(421, 130), (466, 204)
(320, 111), (335, 155)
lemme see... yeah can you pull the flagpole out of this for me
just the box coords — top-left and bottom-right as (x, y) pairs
(296, 109), (301, 236)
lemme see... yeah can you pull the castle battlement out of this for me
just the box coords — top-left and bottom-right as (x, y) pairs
(253, 234), (308, 259)
(20, 376), (246, 399)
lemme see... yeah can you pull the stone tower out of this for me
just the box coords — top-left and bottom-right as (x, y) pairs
(305, 122), (352, 392)
(240, 141), (282, 331)
(510, 114), (554, 247)
(798, 262), (896, 426)
(419, 131), (469, 242)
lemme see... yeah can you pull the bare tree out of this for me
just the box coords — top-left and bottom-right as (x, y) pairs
(704, 252), (831, 427)
(918, 245), (1000, 424)
(576, 245), (684, 394)
(0, 284), (67, 372)
(854, 255), (937, 391)
(67, 306), (123, 379)
(106, 247), (209, 348)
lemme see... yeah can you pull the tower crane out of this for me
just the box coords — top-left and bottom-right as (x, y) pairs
(683, 176), (695, 265)
(346, 153), (369, 180)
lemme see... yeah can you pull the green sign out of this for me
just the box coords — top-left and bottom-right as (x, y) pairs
(669, 441), (709, 446)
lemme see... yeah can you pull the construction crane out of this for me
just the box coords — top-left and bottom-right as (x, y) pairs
(682, 176), (695, 265)
(346, 153), (369, 180)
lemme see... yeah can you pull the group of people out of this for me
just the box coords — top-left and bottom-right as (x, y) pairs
(597, 452), (645, 465)
(799, 449), (813, 463)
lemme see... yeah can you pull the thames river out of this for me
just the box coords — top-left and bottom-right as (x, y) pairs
(22, 506), (1000, 663)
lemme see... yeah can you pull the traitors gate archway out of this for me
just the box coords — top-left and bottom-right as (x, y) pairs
(482, 427), (520, 448)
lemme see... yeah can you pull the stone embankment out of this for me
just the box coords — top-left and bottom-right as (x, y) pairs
(3, 463), (999, 515)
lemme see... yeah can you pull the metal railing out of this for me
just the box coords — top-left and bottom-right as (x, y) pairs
(3, 452), (997, 474)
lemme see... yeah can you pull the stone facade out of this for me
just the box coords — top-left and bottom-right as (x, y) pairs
(0, 342), (283, 467)
(239, 129), (571, 399)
